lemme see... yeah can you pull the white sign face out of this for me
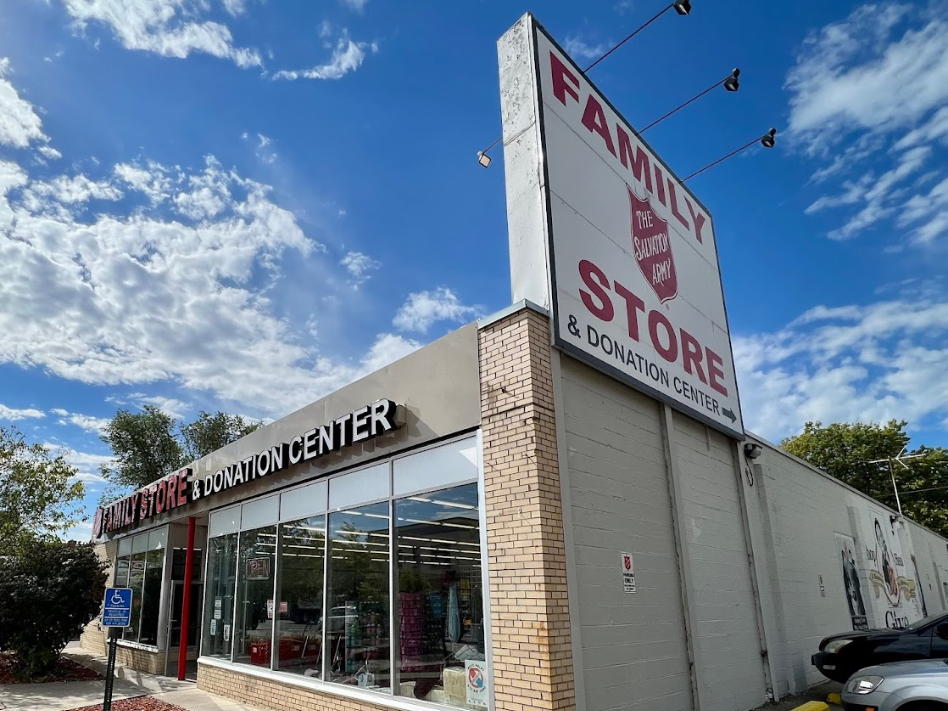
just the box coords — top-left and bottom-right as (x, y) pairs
(620, 552), (636, 593)
(465, 660), (488, 708)
(528, 23), (744, 437)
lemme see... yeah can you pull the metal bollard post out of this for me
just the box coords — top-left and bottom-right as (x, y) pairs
(103, 627), (121, 711)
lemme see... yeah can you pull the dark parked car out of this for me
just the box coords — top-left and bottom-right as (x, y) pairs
(813, 613), (948, 683)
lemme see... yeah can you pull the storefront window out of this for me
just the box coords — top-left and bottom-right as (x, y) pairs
(234, 526), (277, 666)
(326, 503), (391, 691)
(202, 533), (238, 658)
(112, 529), (167, 646)
(124, 552), (146, 641)
(114, 558), (130, 587)
(139, 547), (164, 645)
(275, 516), (326, 676)
(194, 437), (487, 706)
(393, 484), (485, 706)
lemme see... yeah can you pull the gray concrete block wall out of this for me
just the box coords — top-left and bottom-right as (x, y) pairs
(749, 442), (948, 694)
(671, 413), (767, 711)
(907, 519), (948, 615)
(746, 448), (855, 692)
(561, 358), (693, 711)
(555, 352), (948, 710)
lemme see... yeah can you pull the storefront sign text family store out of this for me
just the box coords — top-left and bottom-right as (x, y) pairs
(93, 399), (401, 537)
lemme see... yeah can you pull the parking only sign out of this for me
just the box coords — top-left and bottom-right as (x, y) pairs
(102, 587), (133, 627)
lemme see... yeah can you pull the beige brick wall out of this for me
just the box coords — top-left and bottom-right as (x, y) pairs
(478, 307), (576, 711)
(198, 663), (399, 711)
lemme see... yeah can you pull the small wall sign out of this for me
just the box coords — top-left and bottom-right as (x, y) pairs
(621, 552), (636, 593)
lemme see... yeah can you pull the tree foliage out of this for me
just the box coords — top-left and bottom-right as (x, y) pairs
(783, 420), (948, 537)
(0, 427), (84, 556)
(100, 405), (185, 491)
(100, 407), (261, 499)
(0, 540), (107, 679)
(181, 411), (260, 461)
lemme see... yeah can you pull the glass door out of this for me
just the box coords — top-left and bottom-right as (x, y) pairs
(164, 579), (204, 678)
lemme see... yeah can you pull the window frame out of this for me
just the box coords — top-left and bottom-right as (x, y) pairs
(113, 525), (169, 649)
(198, 434), (488, 709)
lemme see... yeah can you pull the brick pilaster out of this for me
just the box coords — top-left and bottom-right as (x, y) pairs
(478, 307), (575, 711)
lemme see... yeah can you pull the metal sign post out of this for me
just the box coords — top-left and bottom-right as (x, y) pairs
(101, 587), (133, 711)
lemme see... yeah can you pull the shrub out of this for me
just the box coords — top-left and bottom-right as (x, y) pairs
(0, 540), (107, 679)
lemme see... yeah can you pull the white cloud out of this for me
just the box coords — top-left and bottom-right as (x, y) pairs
(63, 522), (94, 541)
(125, 393), (189, 419)
(0, 403), (44, 421)
(735, 297), (948, 440)
(37, 145), (63, 161)
(273, 31), (377, 81)
(341, 250), (380, 287)
(0, 165), (437, 420)
(0, 58), (50, 149)
(393, 288), (480, 334)
(339, 0), (369, 11)
(44, 442), (114, 486)
(53, 409), (111, 434)
(221, 0), (249, 16)
(21, 173), (123, 215)
(564, 36), (609, 62)
(362, 333), (421, 372)
(59, 0), (263, 68)
(114, 160), (174, 204)
(70, 471), (108, 483)
(787, 4), (948, 243)
(898, 176), (948, 244)
(255, 133), (277, 164)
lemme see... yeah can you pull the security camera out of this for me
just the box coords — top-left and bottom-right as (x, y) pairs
(743, 442), (763, 460)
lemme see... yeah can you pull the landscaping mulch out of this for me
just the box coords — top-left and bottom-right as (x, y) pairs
(0, 652), (103, 684)
(64, 698), (189, 711)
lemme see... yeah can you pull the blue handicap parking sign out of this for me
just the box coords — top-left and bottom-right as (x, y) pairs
(102, 587), (133, 627)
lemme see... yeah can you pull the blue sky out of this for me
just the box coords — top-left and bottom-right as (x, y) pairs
(1, 0), (947, 539)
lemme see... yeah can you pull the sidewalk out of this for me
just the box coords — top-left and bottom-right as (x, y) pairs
(0, 644), (267, 711)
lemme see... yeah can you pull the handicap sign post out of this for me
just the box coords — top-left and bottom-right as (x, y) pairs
(101, 588), (133, 711)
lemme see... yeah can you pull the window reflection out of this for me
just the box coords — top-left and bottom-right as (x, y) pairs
(235, 526), (277, 666)
(202, 533), (238, 658)
(326, 503), (391, 691)
(139, 548), (164, 645)
(124, 552), (146, 642)
(393, 483), (485, 706)
(275, 516), (326, 676)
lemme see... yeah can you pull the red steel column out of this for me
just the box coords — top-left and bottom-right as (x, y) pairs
(177, 516), (196, 680)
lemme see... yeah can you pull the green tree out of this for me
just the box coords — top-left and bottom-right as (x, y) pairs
(181, 411), (260, 461)
(0, 427), (84, 556)
(783, 420), (948, 537)
(0, 540), (107, 679)
(100, 407), (261, 501)
(100, 405), (185, 492)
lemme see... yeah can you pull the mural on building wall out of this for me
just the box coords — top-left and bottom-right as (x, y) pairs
(911, 554), (928, 617)
(835, 533), (868, 630)
(864, 507), (921, 629)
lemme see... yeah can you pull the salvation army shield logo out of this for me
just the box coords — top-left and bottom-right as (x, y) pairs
(629, 186), (678, 303)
